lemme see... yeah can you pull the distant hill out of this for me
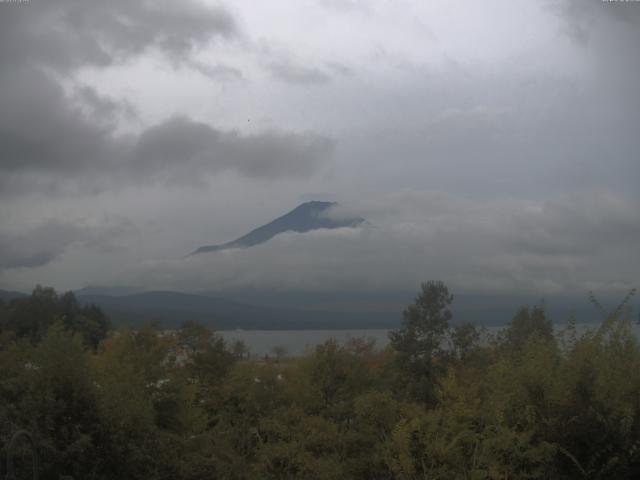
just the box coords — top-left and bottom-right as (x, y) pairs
(217, 290), (613, 327)
(191, 201), (365, 255)
(0, 289), (28, 301)
(76, 290), (397, 330)
(6, 283), (624, 331)
(74, 286), (143, 297)
(74, 288), (617, 331)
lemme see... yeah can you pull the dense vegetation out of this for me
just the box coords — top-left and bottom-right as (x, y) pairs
(1, 283), (639, 479)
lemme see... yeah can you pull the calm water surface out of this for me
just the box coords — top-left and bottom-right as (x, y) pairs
(220, 322), (639, 357)
(219, 329), (391, 357)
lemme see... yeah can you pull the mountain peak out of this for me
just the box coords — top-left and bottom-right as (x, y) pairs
(191, 202), (364, 255)
(295, 200), (335, 207)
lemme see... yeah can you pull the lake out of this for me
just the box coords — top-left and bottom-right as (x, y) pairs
(220, 322), (639, 357)
(219, 329), (392, 357)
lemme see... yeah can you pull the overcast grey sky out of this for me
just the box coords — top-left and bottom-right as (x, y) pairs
(0, 0), (638, 296)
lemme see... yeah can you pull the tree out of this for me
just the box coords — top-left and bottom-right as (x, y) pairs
(390, 281), (453, 359)
(10, 324), (104, 480)
(6, 285), (59, 342)
(450, 322), (481, 362)
(389, 281), (453, 404)
(503, 305), (553, 352)
(271, 345), (288, 362)
(231, 339), (249, 360)
(176, 321), (235, 382)
(1, 287), (110, 348)
(59, 292), (111, 348)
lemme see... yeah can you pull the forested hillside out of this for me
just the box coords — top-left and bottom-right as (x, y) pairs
(1, 283), (639, 479)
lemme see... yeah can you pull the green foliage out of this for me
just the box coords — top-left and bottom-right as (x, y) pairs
(502, 304), (554, 353)
(450, 322), (482, 362)
(0, 286), (110, 348)
(390, 281), (453, 359)
(389, 280), (453, 405)
(0, 324), (102, 479)
(2, 284), (640, 479)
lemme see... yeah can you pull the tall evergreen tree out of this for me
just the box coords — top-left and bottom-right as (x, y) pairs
(389, 281), (453, 404)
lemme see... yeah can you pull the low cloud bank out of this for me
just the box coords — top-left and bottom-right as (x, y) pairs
(123, 191), (639, 296)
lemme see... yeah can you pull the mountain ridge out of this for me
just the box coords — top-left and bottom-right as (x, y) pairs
(191, 201), (365, 255)
(76, 290), (397, 330)
(0, 289), (28, 301)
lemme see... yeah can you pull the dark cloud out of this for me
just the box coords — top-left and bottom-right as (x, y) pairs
(0, 0), (237, 72)
(0, 67), (122, 173)
(187, 60), (244, 81)
(0, 95), (333, 187)
(0, 221), (83, 270)
(214, 128), (334, 178)
(0, 224), (78, 270)
(0, 0), (223, 178)
(131, 117), (333, 182)
(0, 218), (134, 271)
(0, 0), (333, 194)
(267, 60), (332, 85)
